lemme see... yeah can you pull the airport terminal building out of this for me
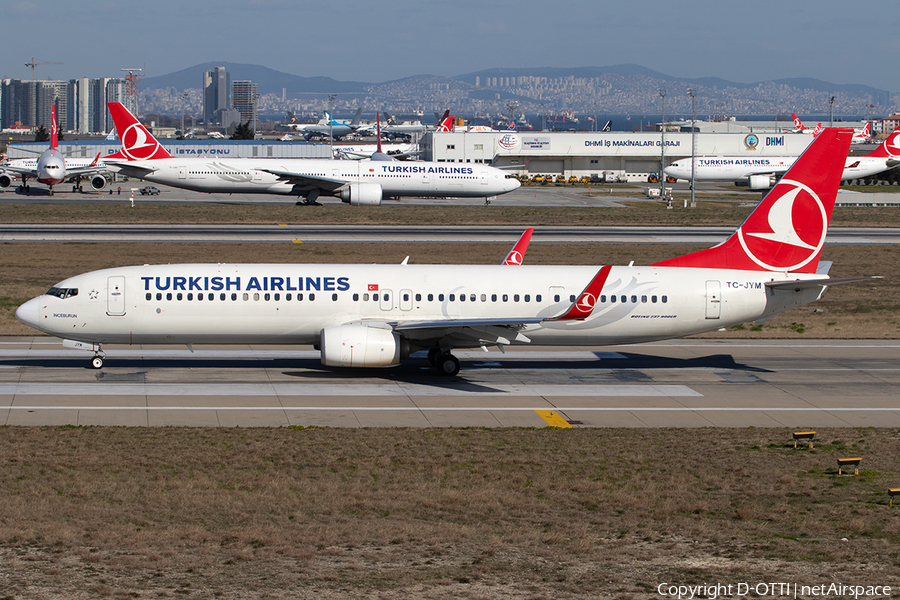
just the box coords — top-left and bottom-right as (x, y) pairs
(421, 131), (826, 182)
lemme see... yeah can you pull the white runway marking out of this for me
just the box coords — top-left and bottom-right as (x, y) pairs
(3, 406), (898, 412)
(0, 383), (700, 397)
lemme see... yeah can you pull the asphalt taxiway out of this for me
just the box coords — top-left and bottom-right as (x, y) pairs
(2, 337), (898, 428)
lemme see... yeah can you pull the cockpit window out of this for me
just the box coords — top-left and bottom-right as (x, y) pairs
(46, 287), (78, 299)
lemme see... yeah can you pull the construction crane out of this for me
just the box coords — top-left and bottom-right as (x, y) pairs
(25, 57), (63, 81)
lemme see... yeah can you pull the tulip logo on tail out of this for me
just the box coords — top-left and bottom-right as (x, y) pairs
(106, 103), (173, 161)
(738, 180), (827, 272)
(504, 250), (523, 265)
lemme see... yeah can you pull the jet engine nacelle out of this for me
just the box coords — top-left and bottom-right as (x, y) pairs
(320, 322), (408, 368)
(338, 183), (383, 206)
(747, 174), (775, 190)
(0, 174), (11, 189)
(90, 175), (108, 190)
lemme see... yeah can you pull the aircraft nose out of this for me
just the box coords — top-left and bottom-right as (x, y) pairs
(15, 297), (41, 329)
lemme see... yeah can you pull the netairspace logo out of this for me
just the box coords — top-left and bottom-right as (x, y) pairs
(656, 582), (892, 599)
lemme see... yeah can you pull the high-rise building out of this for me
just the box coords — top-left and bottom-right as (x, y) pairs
(232, 80), (258, 132)
(202, 66), (230, 125)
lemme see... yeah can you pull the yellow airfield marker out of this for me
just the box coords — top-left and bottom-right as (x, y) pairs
(534, 410), (572, 428)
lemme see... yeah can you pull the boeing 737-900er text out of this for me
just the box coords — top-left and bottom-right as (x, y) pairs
(0, 106), (112, 195)
(104, 102), (519, 205)
(17, 129), (875, 375)
(664, 125), (900, 189)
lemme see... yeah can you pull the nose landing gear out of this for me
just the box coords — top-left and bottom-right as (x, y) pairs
(90, 348), (106, 369)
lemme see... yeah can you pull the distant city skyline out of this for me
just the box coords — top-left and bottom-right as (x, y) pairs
(3, 0), (898, 93)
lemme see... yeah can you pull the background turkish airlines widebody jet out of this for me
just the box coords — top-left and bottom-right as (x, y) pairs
(17, 129), (872, 375)
(103, 103), (519, 205)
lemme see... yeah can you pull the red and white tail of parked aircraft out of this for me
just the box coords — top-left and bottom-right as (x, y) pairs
(851, 122), (872, 145)
(0, 106), (112, 195)
(791, 113), (808, 133)
(16, 129), (877, 375)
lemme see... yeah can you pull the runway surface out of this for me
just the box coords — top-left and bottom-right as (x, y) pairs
(1, 224), (898, 244)
(2, 337), (898, 428)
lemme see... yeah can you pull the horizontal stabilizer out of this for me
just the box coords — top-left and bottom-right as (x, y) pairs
(765, 276), (881, 291)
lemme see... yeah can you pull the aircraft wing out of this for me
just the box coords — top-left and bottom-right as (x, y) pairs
(390, 317), (545, 346)
(104, 161), (160, 176)
(738, 166), (791, 179)
(257, 168), (348, 192)
(1, 165), (38, 177)
(63, 164), (109, 177)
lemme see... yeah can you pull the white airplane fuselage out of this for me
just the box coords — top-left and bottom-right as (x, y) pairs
(18, 263), (823, 349)
(664, 154), (894, 184)
(115, 157), (520, 198)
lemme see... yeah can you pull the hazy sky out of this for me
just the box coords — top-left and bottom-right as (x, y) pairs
(5, 0), (899, 91)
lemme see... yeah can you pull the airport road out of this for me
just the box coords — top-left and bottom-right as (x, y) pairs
(0, 223), (898, 244)
(2, 337), (899, 428)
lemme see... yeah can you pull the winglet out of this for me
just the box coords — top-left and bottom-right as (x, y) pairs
(502, 228), (533, 265)
(105, 102), (173, 161)
(547, 265), (612, 321)
(651, 128), (853, 274)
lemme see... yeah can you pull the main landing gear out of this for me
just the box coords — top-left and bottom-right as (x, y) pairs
(90, 347), (106, 369)
(427, 348), (460, 376)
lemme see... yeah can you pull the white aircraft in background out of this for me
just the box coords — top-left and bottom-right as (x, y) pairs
(103, 102), (520, 205)
(0, 106), (112, 195)
(288, 108), (365, 140)
(17, 129), (874, 375)
(664, 125), (900, 189)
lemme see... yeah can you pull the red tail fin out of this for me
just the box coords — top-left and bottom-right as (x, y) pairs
(862, 125), (900, 159)
(105, 102), (173, 160)
(652, 128), (853, 274)
(502, 228), (533, 265)
(436, 110), (452, 132)
(792, 113), (804, 130)
(50, 105), (58, 149)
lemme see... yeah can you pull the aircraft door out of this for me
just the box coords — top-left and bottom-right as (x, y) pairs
(178, 167), (186, 179)
(549, 286), (567, 307)
(399, 289), (413, 311)
(480, 170), (488, 185)
(253, 170), (262, 180)
(705, 280), (721, 319)
(107, 276), (126, 316)
(420, 170), (431, 186)
(380, 289), (393, 311)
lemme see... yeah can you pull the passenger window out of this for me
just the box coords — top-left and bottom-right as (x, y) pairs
(438, 294), (444, 301)
(492, 294), (497, 302)
(208, 293), (214, 301)
(383, 293), (389, 302)
(502, 294), (508, 302)
(611, 295), (616, 303)
(253, 293), (260, 301)
(373, 293), (379, 301)
(353, 293), (359, 301)
(514, 294), (520, 302)
(570, 295), (576, 302)
(145, 293), (151, 301)
(274, 293), (280, 301)
(243, 293), (248, 301)
(264, 293), (270, 301)
(232, 293), (238, 301)
(309, 293), (315, 301)
(403, 293), (409, 302)
(298, 293), (304, 301)
(428, 294), (434, 301)
(481, 294), (486, 302)
(470, 294), (476, 302)
(641, 295), (647, 303)
(460, 294), (465, 302)
(554, 294), (560, 302)
(524, 294), (530, 302)
(620, 295), (626, 303)
(332, 293), (338, 301)
(631, 295), (637, 303)
(536, 295), (541, 302)
(188, 293), (193, 301)
(156, 293), (162, 301)
(175, 293), (182, 301)
(286, 293), (291, 301)
(416, 293), (421, 301)
(600, 295), (606, 303)
(652, 295), (657, 303)
(449, 294), (455, 301)
(662, 295), (668, 303)
(221, 293), (227, 301)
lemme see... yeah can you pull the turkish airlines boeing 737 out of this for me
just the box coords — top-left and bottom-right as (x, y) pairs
(664, 125), (900, 189)
(17, 129), (872, 375)
(104, 102), (520, 205)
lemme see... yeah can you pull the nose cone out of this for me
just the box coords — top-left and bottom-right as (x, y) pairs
(15, 297), (41, 330)
(508, 177), (521, 192)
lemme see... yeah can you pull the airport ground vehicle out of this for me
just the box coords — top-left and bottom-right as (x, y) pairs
(140, 186), (160, 195)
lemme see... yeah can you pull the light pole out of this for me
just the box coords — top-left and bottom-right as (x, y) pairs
(829, 96), (835, 128)
(180, 92), (188, 138)
(659, 87), (668, 208)
(688, 88), (697, 208)
(328, 93), (337, 153)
